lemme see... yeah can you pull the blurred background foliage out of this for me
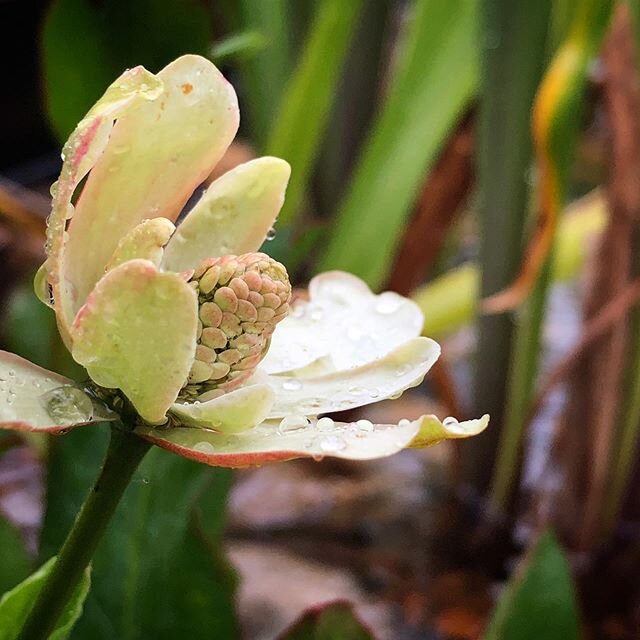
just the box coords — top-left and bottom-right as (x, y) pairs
(1, 0), (639, 638)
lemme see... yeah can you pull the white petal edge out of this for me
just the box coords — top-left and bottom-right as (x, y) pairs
(170, 384), (275, 434)
(409, 414), (490, 448)
(265, 337), (440, 418)
(261, 271), (425, 375)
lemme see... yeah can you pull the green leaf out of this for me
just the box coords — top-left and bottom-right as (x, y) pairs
(484, 531), (581, 640)
(0, 517), (30, 597)
(267, 0), (364, 224)
(39, 426), (239, 639)
(318, 0), (478, 289)
(42, 0), (212, 140)
(277, 601), (373, 640)
(0, 558), (90, 640)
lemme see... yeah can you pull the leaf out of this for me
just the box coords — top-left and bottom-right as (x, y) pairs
(42, 0), (212, 141)
(277, 601), (374, 640)
(39, 426), (239, 639)
(0, 558), (90, 640)
(484, 531), (581, 640)
(267, 0), (364, 223)
(318, 0), (478, 289)
(0, 517), (30, 597)
(71, 260), (198, 424)
(0, 351), (115, 433)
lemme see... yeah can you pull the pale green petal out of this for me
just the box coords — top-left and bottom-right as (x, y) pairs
(0, 351), (115, 432)
(71, 260), (198, 424)
(409, 414), (490, 448)
(170, 384), (275, 434)
(45, 66), (163, 344)
(63, 55), (239, 320)
(266, 337), (440, 418)
(162, 157), (291, 272)
(106, 218), (175, 270)
(261, 271), (424, 375)
(135, 416), (421, 467)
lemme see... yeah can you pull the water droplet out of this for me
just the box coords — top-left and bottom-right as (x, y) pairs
(8, 370), (15, 378)
(49, 181), (59, 197)
(398, 419), (411, 427)
(349, 386), (367, 396)
(194, 441), (216, 454)
(282, 379), (302, 391)
(320, 435), (346, 453)
(41, 386), (94, 425)
(356, 419), (374, 432)
(316, 416), (334, 431)
(7, 392), (16, 405)
(368, 388), (380, 398)
(375, 295), (402, 315)
(443, 416), (459, 427)
(278, 415), (309, 432)
(389, 392), (403, 400)
(141, 477), (150, 485)
(394, 364), (412, 377)
(265, 227), (277, 241)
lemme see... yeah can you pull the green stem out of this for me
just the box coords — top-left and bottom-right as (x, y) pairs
(18, 426), (151, 640)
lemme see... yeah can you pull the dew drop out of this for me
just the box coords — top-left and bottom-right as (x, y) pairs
(368, 388), (380, 398)
(8, 370), (15, 378)
(282, 379), (303, 391)
(41, 385), (94, 425)
(316, 416), (334, 431)
(265, 227), (277, 241)
(356, 419), (374, 432)
(394, 364), (412, 377)
(348, 386), (367, 396)
(443, 416), (459, 427)
(375, 295), (402, 315)
(278, 415), (309, 432)
(320, 435), (346, 453)
(398, 419), (411, 427)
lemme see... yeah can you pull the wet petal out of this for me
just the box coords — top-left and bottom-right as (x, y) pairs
(170, 384), (275, 434)
(62, 55), (239, 322)
(71, 260), (198, 424)
(261, 271), (424, 375)
(266, 337), (440, 418)
(135, 416), (421, 468)
(106, 218), (175, 270)
(162, 157), (291, 272)
(0, 351), (115, 433)
(45, 65), (163, 344)
(409, 414), (490, 448)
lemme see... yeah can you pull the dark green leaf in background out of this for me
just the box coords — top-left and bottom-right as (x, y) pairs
(484, 531), (581, 640)
(39, 427), (238, 640)
(277, 601), (374, 640)
(0, 517), (31, 598)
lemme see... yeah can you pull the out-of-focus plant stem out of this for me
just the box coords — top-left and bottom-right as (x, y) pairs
(464, 0), (552, 491)
(489, 0), (614, 512)
(414, 190), (606, 338)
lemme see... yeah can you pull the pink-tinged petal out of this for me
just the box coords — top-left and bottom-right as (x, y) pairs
(409, 414), (490, 448)
(265, 337), (440, 418)
(261, 271), (425, 375)
(71, 260), (198, 424)
(162, 157), (291, 272)
(0, 351), (115, 433)
(45, 66), (164, 345)
(106, 218), (175, 270)
(134, 416), (421, 468)
(170, 384), (275, 434)
(63, 55), (239, 323)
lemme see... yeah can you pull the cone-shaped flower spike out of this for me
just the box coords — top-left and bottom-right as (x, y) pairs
(1, 55), (488, 466)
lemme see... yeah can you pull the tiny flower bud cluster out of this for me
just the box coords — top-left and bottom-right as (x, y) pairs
(181, 252), (291, 401)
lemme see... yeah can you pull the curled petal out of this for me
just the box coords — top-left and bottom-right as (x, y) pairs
(106, 218), (175, 270)
(135, 416), (421, 468)
(0, 351), (115, 433)
(261, 271), (424, 375)
(72, 260), (198, 424)
(62, 55), (239, 322)
(162, 157), (291, 272)
(170, 384), (275, 434)
(409, 414), (490, 448)
(265, 337), (440, 418)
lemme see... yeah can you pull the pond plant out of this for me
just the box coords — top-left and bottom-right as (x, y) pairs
(0, 56), (487, 638)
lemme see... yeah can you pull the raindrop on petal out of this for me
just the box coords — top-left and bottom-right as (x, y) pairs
(348, 386), (367, 396)
(375, 295), (402, 315)
(320, 435), (346, 452)
(356, 419), (374, 432)
(443, 416), (459, 427)
(316, 416), (334, 431)
(278, 415), (310, 432)
(41, 386), (94, 425)
(265, 227), (277, 241)
(282, 379), (303, 392)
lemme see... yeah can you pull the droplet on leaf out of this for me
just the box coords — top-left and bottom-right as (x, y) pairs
(41, 385), (94, 425)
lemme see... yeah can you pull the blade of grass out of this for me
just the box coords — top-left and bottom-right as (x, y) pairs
(267, 0), (364, 224)
(318, 0), (478, 289)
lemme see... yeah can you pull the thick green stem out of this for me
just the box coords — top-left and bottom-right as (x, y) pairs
(18, 426), (151, 640)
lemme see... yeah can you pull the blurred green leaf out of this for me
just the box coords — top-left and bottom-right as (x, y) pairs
(267, 0), (364, 224)
(39, 427), (238, 639)
(42, 0), (211, 140)
(0, 517), (30, 597)
(484, 531), (580, 640)
(210, 30), (268, 63)
(0, 557), (90, 640)
(277, 601), (373, 640)
(319, 0), (478, 289)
